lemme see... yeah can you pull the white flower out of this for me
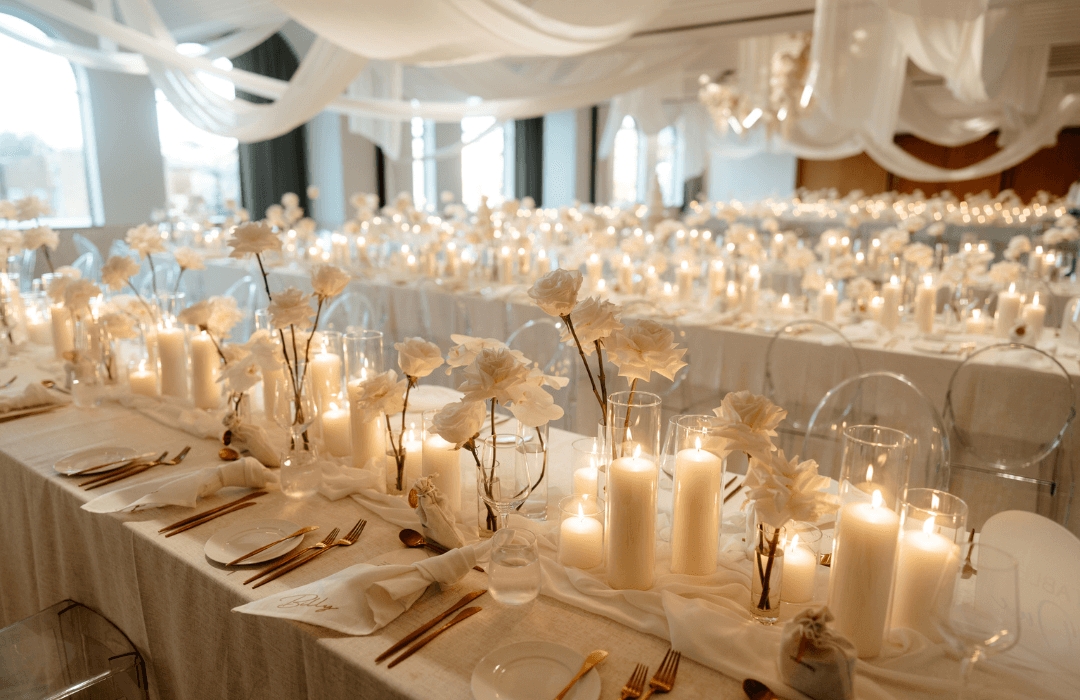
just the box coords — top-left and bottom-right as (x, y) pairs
(0, 229), (22, 252)
(219, 353), (261, 394)
(561, 297), (622, 354)
(445, 334), (528, 370)
(395, 337), (444, 378)
(23, 226), (59, 251)
(63, 279), (100, 314)
(506, 377), (564, 427)
(101, 255), (140, 291)
(902, 215), (927, 233)
(99, 311), (137, 340)
(125, 224), (165, 259)
(744, 449), (837, 528)
(236, 208), (250, 223)
(350, 369), (407, 423)
(310, 264), (350, 298)
(46, 275), (70, 303)
(228, 222), (281, 258)
(528, 268), (583, 317)
(846, 276), (874, 301)
(15, 195), (49, 221)
(177, 299), (212, 328)
(606, 319), (688, 384)
(265, 204), (288, 229)
(306, 185), (320, 201)
(207, 296), (244, 337)
(828, 254), (857, 280)
(988, 261), (1022, 287)
(926, 222), (946, 237)
(174, 247), (205, 271)
(458, 346), (531, 404)
(712, 390), (786, 460)
(432, 400), (486, 448)
(879, 227), (910, 254)
(1003, 235), (1032, 261)
(0, 200), (16, 219)
(281, 192), (300, 209)
(267, 287), (314, 329)
(902, 242), (934, 270)
(241, 330), (282, 371)
(784, 248), (816, 271)
(801, 270), (825, 292)
(294, 218), (316, 238)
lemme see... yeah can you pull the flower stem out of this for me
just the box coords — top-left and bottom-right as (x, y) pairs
(126, 282), (155, 319)
(395, 377), (414, 491)
(174, 268), (185, 294)
(620, 378), (638, 450)
(562, 314), (605, 423)
(298, 297), (324, 390)
(255, 254), (273, 302)
(42, 246), (54, 273)
(147, 254), (157, 296)
(594, 340), (608, 410)
(756, 525), (782, 611)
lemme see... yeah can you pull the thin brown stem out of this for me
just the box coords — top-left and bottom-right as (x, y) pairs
(255, 254), (273, 302)
(147, 254), (158, 296)
(594, 340), (608, 410)
(127, 282), (155, 319)
(174, 268), (185, 294)
(298, 297), (324, 389)
(42, 246), (54, 273)
(756, 526), (782, 610)
(395, 377), (414, 490)
(562, 314), (604, 422)
(620, 378), (638, 450)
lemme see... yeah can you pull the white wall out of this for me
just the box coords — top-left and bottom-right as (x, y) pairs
(707, 151), (797, 203)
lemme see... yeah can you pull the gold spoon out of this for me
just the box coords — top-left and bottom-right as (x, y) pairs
(399, 529), (484, 573)
(41, 379), (71, 395)
(554, 649), (608, 700)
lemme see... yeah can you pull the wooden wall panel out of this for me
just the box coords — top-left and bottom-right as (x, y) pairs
(795, 152), (889, 196)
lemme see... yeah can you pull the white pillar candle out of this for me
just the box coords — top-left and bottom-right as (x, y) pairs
(880, 276), (901, 331)
(560, 504), (604, 569)
(676, 261), (694, 302)
(914, 275), (936, 335)
(644, 266), (660, 296)
(995, 283), (1022, 337)
(498, 247), (514, 283)
(347, 380), (386, 472)
(606, 448), (658, 590)
(401, 430), (424, 491)
(28, 317), (51, 346)
(157, 326), (189, 399)
(708, 260), (726, 295)
(586, 253), (603, 290)
(129, 363), (158, 397)
(869, 296), (884, 322)
(1022, 293), (1046, 342)
(50, 305), (73, 359)
(891, 516), (959, 637)
(966, 308), (987, 335)
(190, 331), (220, 410)
(781, 534), (818, 603)
(535, 250), (551, 277)
(311, 351), (342, 412)
(1029, 246), (1044, 277)
(573, 462), (599, 496)
(670, 442), (723, 575)
(321, 403), (353, 458)
(262, 367), (284, 418)
(422, 433), (462, 514)
(776, 293), (794, 317)
(725, 280), (740, 311)
(819, 282), (838, 323)
(828, 490), (901, 658)
(742, 266), (760, 314)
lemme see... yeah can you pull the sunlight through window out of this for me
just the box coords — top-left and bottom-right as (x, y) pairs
(461, 117), (505, 211)
(611, 115), (639, 205)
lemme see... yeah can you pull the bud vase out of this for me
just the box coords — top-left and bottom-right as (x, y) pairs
(750, 522), (785, 624)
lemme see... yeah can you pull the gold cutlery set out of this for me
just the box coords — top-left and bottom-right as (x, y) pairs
(619, 648), (682, 700)
(159, 491), (267, 537)
(66, 446), (193, 489)
(243, 518), (367, 588)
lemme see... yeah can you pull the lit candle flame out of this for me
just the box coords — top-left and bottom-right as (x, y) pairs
(866, 465), (874, 482)
(790, 533), (800, 550)
(695, 437), (702, 452)
(871, 489), (883, 508)
(931, 493), (940, 510)
(922, 515), (936, 535)
(633, 444), (641, 459)
(577, 503), (585, 520)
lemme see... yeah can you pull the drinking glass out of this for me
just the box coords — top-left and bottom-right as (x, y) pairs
(477, 435), (532, 530)
(489, 528), (541, 605)
(932, 543), (1020, 699)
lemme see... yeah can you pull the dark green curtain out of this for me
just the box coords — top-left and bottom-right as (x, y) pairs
(514, 117), (543, 205)
(232, 34), (310, 219)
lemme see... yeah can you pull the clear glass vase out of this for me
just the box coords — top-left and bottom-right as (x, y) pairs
(515, 422), (549, 520)
(750, 522), (785, 624)
(71, 316), (102, 409)
(273, 361), (321, 499)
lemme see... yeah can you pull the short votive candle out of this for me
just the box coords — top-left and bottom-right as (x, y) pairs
(558, 495), (604, 569)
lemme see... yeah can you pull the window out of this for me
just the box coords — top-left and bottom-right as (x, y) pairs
(460, 116), (505, 211)
(656, 124), (684, 207)
(410, 117), (438, 211)
(0, 13), (93, 226)
(611, 115), (640, 205)
(154, 52), (239, 218)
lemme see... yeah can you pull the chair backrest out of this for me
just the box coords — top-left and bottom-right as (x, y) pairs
(72, 233), (102, 267)
(71, 252), (101, 283)
(107, 238), (134, 260)
(506, 316), (577, 430)
(222, 275), (258, 342)
(324, 289), (377, 335)
(803, 371), (950, 489)
(943, 343), (1077, 529)
(980, 510), (1080, 686)
(614, 301), (695, 418)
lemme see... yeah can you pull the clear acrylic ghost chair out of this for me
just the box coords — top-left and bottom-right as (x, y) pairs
(506, 317), (578, 431)
(1061, 296), (1080, 347)
(323, 289), (377, 334)
(803, 371), (950, 490)
(70, 252), (101, 283)
(107, 238), (134, 260)
(764, 319), (861, 456)
(72, 233), (102, 270)
(222, 275), (258, 342)
(0, 600), (148, 700)
(943, 343), (1076, 529)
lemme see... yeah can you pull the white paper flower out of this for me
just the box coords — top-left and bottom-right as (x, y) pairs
(395, 337), (444, 378)
(125, 224), (165, 259)
(351, 369), (407, 423)
(99, 311), (137, 340)
(879, 227), (910, 254)
(281, 192), (300, 209)
(528, 268), (583, 317)
(294, 218), (316, 238)
(46, 275), (69, 303)
(23, 226), (59, 251)
(1003, 235), (1032, 261)
(606, 319), (688, 384)
(845, 276), (874, 301)
(712, 390), (787, 460)
(902, 242), (934, 270)
(63, 279), (100, 314)
(174, 247), (205, 271)
(228, 222), (282, 258)
(177, 299), (212, 328)
(219, 354), (261, 394)
(561, 296), (622, 354)
(828, 254), (857, 280)
(458, 346), (531, 404)
(207, 296), (245, 337)
(101, 255), (140, 291)
(745, 449), (837, 528)
(265, 204), (288, 229)
(432, 399), (486, 448)
(241, 329), (283, 372)
(15, 195), (49, 221)
(506, 379), (564, 427)
(0, 200), (16, 220)
(445, 334), (529, 370)
(988, 261), (1022, 287)
(310, 264), (350, 299)
(267, 287), (314, 330)
(306, 185), (320, 201)
(0, 229), (21, 252)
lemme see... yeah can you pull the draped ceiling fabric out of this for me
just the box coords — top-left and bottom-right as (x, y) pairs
(9, 0), (1080, 182)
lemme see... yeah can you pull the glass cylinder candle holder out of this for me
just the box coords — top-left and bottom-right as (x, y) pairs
(750, 523), (785, 624)
(311, 330), (344, 413)
(345, 330), (386, 472)
(668, 415), (726, 576)
(604, 390), (661, 590)
(571, 437), (601, 497)
(558, 494), (605, 569)
(127, 357), (159, 397)
(70, 317), (102, 409)
(422, 409), (462, 515)
(320, 391), (353, 459)
(828, 425), (912, 658)
(891, 489), (968, 639)
(781, 523), (822, 604)
(23, 292), (52, 346)
(387, 413), (425, 495)
(515, 420), (548, 521)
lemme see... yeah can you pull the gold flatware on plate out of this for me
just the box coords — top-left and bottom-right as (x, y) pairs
(961, 528), (977, 579)
(41, 379), (71, 394)
(723, 480), (745, 504)
(375, 590), (487, 663)
(0, 375), (16, 389)
(70, 451), (157, 476)
(159, 491), (267, 533)
(82, 446), (192, 489)
(386, 606), (482, 668)
(743, 678), (782, 699)
(164, 501), (257, 537)
(553, 649), (608, 700)
(820, 552), (832, 567)
(399, 528), (485, 572)
(227, 525), (319, 566)
(252, 519), (367, 589)
(0, 403), (64, 423)
(244, 528), (339, 585)
(639, 649), (681, 699)
(80, 451), (166, 488)
(620, 663), (649, 700)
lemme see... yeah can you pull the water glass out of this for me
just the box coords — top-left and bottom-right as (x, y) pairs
(489, 528), (541, 605)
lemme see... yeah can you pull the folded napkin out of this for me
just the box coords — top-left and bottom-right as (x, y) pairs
(82, 457), (276, 513)
(233, 540), (491, 635)
(0, 382), (66, 412)
(118, 393), (224, 440)
(319, 462), (424, 531)
(226, 417), (284, 468)
(839, 320), (884, 344)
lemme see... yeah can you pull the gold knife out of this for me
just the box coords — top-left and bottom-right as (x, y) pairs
(163, 501), (257, 537)
(387, 607), (482, 668)
(159, 491), (267, 533)
(375, 590), (487, 663)
(227, 525), (320, 566)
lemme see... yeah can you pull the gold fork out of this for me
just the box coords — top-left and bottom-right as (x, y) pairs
(620, 663), (649, 700)
(639, 649), (681, 699)
(252, 519), (367, 589)
(81, 446), (192, 489)
(244, 528), (340, 585)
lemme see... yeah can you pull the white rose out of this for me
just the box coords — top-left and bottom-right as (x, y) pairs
(208, 296), (244, 337)
(125, 224), (165, 258)
(745, 449), (836, 528)
(395, 337), (444, 378)
(177, 299), (213, 328)
(528, 268), (583, 317)
(712, 390), (787, 461)
(1003, 235), (1032, 261)
(218, 354), (261, 394)
(458, 346), (531, 404)
(445, 334), (529, 371)
(63, 279), (100, 314)
(311, 264), (350, 299)
(902, 242), (934, 270)
(23, 226), (59, 251)
(350, 369), (407, 423)
(606, 319), (688, 384)
(101, 255), (140, 291)
(241, 330), (283, 372)
(99, 312), (137, 340)
(506, 380), (563, 428)
(0, 229), (22, 252)
(432, 400), (486, 448)
(267, 287), (314, 330)
(561, 296), (622, 354)
(229, 222), (282, 258)
(47, 275), (69, 303)
(174, 247), (205, 271)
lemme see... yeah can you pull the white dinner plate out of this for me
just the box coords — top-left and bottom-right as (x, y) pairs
(471, 641), (601, 700)
(54, 446), (140, 475)
(204, 519), (304, 565)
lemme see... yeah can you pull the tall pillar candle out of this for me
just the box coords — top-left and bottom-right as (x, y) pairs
(670, 443), (723, 575)
(50, 305), (73, 359)
(157, 326), (189, 399)
(586, 254), (603, 291)
(914, 275), (936, 335)
(311, 350), (342, 411)
(605, 449), (658, 590)
(535, 250), (551, 277)
(347, 381), (386, 472)
(827, 490), (901, 657)
(422, 433), (462, 513)
(891, 517), (959, 637)
(322, 402), (353, 458)
(573, 460), (599, 496)
(190, 331), (221, 409)
(880, 276), (902, 331)
(708, 260), (726, 296)
(617, 256), (634, 292)
(995, 283), (1022, 336)
(819, 282), (838, 323)
(1022, 293), (1046, 342)
(676, 261), (694, 302)
(28, 313), (51, 346)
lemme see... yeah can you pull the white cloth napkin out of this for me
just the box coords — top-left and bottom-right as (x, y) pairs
(82, 457), (276, 513)
(839, 320), (884, 344)
(118, 393), (224, 439)
(232, 540), (490, 635)
(0, 382), (66, 412)
(319, 462), (424, 531)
